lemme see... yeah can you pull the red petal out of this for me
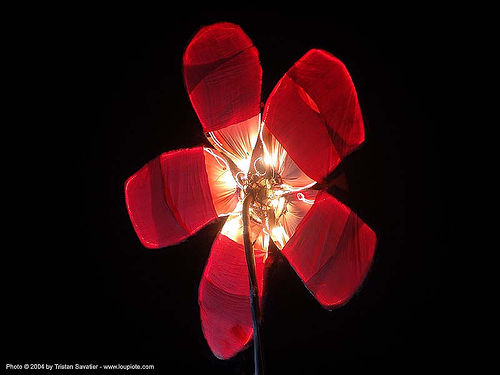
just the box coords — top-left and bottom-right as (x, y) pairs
(282, 192), (376, 309)
(125, 147), (217, 248)
(270, 190), (319, 250)
(263, 49), (365, 182)
(207, 115), (260, 173)
(199, 230), (266, 359)
(204, 148), (239, 216)
(261, 126), (316, 189)
(183, 22), (262, 133)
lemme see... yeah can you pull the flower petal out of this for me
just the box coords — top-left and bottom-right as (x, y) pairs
(207, 115), (260, 173)
(280, 191), (376, 309)
(270, 190), (319, 250)
(199, 217), (266, 359)
(183, 22), (262, 133)
(263, 49), (365, 182)
(125, 147), (217, 248)
(204, 148), (239, 216)
(261, 125), (316, 189)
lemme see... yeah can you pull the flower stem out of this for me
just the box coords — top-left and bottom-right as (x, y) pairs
(242, 193), (264, 375)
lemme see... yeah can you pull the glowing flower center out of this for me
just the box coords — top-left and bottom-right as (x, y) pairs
(236, 157), (288, 230)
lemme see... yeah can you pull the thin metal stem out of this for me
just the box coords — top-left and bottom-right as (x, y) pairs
(242, 193), (264, 375)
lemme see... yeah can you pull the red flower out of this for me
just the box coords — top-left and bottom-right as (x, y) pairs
(125, 23), (376, 359)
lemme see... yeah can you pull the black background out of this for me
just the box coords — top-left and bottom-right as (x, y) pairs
(5, 8), (453, 373)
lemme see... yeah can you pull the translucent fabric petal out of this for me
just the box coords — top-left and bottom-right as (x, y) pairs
(125, 147), (217, 248)
(183, 22), (262, 134)
(270, 190), (319, 250)
(203, 148), (239, 216)
(280, 192), (376, 309)
(199, 216), (267, 359)
(261, 125), (316, 189)
(206, 115), (260, 173)
(263, 49), (365, 183)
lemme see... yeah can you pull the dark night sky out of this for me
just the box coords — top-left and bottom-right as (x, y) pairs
(5, 8), (455, 374)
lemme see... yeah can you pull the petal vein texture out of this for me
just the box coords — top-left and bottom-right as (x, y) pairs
(281, 192), (376, 309)
(125, 147), (218, 248)
(199, 232), (266, 359)
(184, 23), (262, 133)
(263, 49), (365, 182)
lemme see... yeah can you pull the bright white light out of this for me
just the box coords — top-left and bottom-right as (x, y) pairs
(271, 225), (289, 249)
(222, 170), (237, 189)
(259, 121), (274, 167)
(269, 196), (286, 214)
(204, 147), (237, 190)
(221, 213), (243, 240)
(235, 157), (251, 174)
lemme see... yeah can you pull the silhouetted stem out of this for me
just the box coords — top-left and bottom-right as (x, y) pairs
(242, 193), (264, 375)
